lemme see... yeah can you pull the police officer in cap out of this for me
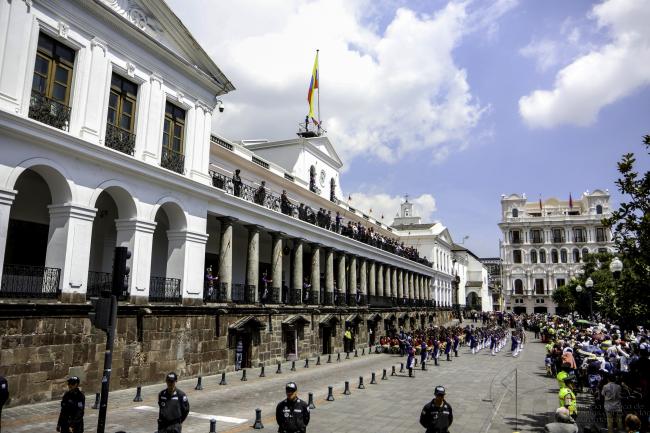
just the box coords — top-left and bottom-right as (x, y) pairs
(276, 382), (310, 433)
(419, 385), (453, 433)
(57, 376), (85, 433)
(157, 372), (190, 433)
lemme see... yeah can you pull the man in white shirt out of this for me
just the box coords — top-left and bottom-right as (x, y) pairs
(601, 374), (623, 433)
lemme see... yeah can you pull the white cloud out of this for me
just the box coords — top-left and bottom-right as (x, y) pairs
(348, 192), (437, 225)
(167, 0), (512, 165)
(519, 39), (560, 72)
(519, 0), (650, 128)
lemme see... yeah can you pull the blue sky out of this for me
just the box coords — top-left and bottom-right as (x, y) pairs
(168, 0), (650, 257)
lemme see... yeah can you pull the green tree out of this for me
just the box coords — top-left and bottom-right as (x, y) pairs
(551, 284), (577, 312)
(602, 135), (650, 328)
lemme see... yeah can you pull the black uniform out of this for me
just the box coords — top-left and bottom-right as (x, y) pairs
(57, 388), (85, 433)
(275, 397), (310, 433)
(419, 400), (453, 433)
(157, 388), (190, 433)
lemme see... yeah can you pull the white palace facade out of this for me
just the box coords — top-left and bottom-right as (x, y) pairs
(499, 191), (615, 314)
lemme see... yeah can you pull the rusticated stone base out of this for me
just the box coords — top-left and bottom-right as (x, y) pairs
(0, 304), (451, 407)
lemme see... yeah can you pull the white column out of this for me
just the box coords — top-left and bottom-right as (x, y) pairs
(349, 255), (357, 299)
(138, 73), (165, 164)
(0, 189), (17, 284)
(187, 102), (212, 184)
(245, 225), (260, 303)
(115, 219), (156, 304)
(271, 232), (284, 301)
(0, 0), (34, 114)
(368, 260), (376, 297)
(311, 243), (321, 303)
(218, 217), (236, 302)
(377, 264), (384, 297)
(75, 38), (111, 143)
(46, 204), (97, 302)
(359, 258), (367, 300)
(325, 247), (334, 304)
(166, 229), (209, 305)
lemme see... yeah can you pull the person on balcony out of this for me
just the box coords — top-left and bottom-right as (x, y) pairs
(303, 278), (311, 303)
(254, 181), (266, 205)
(280, 190), (292, 215)
(326, 210), (332, 230)
(335, 212), (342, 233)
(232, 169), (242, 197)
(298, 203), (307, 221)
(261, 271), (272, 306)
(205, 267), (218, 300)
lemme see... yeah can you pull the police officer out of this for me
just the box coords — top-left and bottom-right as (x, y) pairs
(57, 376), (85, 433)
(276, 382), (310, 433)
(157, 372), (190, 433)
(0, 375), (8, 433)
(419, 385), (453, 433)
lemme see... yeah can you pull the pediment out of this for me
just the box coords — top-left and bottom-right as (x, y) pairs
(305, 136), (343, 168)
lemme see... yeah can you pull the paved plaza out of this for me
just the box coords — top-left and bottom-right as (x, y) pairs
(2, 331), (560, 433)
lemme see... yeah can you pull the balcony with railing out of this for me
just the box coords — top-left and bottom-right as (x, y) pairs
(149, 276), (181, 303)
(204, 281), (228, 303)
(87, 271), (112, 298)
(161, 147), (185, 174)
(0, 265), (61, 299)
(28, 91), (71, 131)
(105, 123), (136, 156)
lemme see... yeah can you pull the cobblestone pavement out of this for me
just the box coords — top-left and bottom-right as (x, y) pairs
(2, 331), (556, 433)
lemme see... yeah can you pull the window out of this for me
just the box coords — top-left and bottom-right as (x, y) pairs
(512, 208), (518, 218)
(582, 248), (589, 260)
(161, 101), (186, 173)
(551, 249), (558, 263)
(530, 250), (537, 264)
(598, 248), (608, 254)
(596, 227), (606, 242)
(573, 249), (580, 263)
(108, 74), (138, 132)
(534, 279), (545, 295)
(539, 249), (546, 263)
(560, 249), (568, 263)
(514, 279), (523, 295)
(573, 227), (586, 243)
(510, 230), (521, 244)
(513, 250), (522, 264)
(552, 228), (564, 243)
(530, 229), (543, 244)
(596, 204), (603, 215)
(556, 278), (566, 289)
(30, 32), (76, 129)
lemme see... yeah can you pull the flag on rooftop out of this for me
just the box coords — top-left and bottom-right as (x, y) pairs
(307, 50), (319, 125)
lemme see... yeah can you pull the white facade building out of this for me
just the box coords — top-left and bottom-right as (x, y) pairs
(451, 244), (491, 312)
(499, 191), (615, 314)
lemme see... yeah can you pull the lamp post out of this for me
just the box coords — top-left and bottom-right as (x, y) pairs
(575, 284), (584, 318)
(584, 277), (594, 319)
(609, 257), (623, 280)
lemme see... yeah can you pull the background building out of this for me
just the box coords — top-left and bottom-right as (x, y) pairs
(498, 191), (615, 314)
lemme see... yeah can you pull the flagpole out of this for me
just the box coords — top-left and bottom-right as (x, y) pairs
(316, 49), (321, 131)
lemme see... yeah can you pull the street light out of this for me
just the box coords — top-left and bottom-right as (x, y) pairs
(575, 284), (584, 318)
(610, 257), (623, 280)
(584, 277), (594, 319)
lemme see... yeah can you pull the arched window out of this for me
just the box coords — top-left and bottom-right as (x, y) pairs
(514, 279), (524, 295)
(512, 208), (518, 218)
(551, 249), (559, 264)
(560, 249), (567, 263)
(530, 250), (537, 264)
(573, 248), (580, 263)
(582, 248), (589, 260)
(596, 204), (603, 215)
(539, 249), (546, 263)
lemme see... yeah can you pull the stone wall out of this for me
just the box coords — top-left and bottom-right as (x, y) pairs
(0, 305), (451, 406)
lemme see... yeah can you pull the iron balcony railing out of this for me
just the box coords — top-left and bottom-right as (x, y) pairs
(288, 289), (302, 305)
(149, 276), (181, 303)
(87, 271), (111, 298)
(161, 147), (185, 174)
(304, 289), (319, 305)
(105, 123), (136, 156)
(0, 265), (61, 299)
(28, 91), (70, 131)
(204, 281), (228, 303)
(323, 291), (334, 306)
(259, 286), (279, 304)
(232, 283), (245, 304)
(334, 291), (346, 307)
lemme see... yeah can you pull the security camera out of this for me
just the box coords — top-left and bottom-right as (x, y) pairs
(216, 99), (224, 113)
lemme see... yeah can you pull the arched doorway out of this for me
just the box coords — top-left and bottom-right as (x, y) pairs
(466, 292), (480, 310)
(150, 202), (186, 303)
(2, 166), (71, 298)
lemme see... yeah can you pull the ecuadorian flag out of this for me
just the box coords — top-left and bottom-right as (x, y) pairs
(307, 51), (319, 124)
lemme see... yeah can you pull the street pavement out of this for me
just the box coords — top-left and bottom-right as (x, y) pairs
(2, 330), (557, 433)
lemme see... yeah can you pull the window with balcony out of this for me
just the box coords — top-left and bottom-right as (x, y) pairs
(560, 249), (567, 263)
(161, 101), (185, 174)
(514, 279), (523, 295)
(582, 248), (589, 259)
(539, 249), (546, 263)
(573, 248), (580, 263)
(530, 249), (537, 264)
(573, 228), (586, 243)
(106, 74), (138, 155)
(510, 230), (521, 244)
(30, 32), (75, 130)
(556, 278), (565, 288)
(552, 228), (564, 243)
(551, 249), (559, 264)
(596, 227), (606, 242)
(530, 229), (543, 244)
(513, 250), (522, 264)
(534, 278), (545, 295)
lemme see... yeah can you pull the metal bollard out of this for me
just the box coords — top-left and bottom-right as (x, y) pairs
(414, 358), (418, 367)
(291, 360), (296, 371)
(370, 372), (377, 384)
(276, 362), (282, 374)
(343, 381), (351, 395)
(382, 369), (388, 380)
(362, 348), (365, 356)
(219, 372), (227, 385)
(304, 358), (309, 368)
(345, 351), (350, 360)
(399, 363), (405, 373)
(133, 386), (143, 402)
(316, 355), (321, 366)
(354, 349), (358, 357)
(259, 365), (266, 378)
(308, 392), (316, 409)
(358, 376), (365, 389)
(337, 352), (341, 362)
(391, 365), (396, 376)
(241, 369), (247, 381)
(209, 418), (217, 433)
(253, 408), (264, 429)
(92, 392), (100, 409)
(422, 361), (427, 371)
(195, 376), (203, 390)
(326, 385), (335, 401)
(327, 354), (332, 363)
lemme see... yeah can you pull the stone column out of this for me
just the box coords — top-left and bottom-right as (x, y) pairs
(311, 243), (321, 303)
(359, 258), (367, 298)
(337, 252), (346, 298)
(368, 260), (376, 297)
(408, 272), (414, 299)
(115, 219), (156, 304)
(391, 267), (397, 299)
(0, 189), (16, 285)
(349, 255), (357, 300)
(46, 204), (97, 303)
(377, 264), (384, 297)
(218, 217), (236, 302)
(271, 232), (284, 303)
(246, 225), (261, 303)
(325, 247), (334, 304)
(397, 269), (403, 300)
(384, 265), (391, 299)
(292, 239), (303, 301)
